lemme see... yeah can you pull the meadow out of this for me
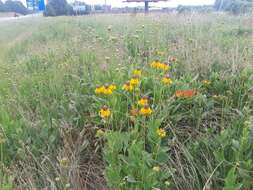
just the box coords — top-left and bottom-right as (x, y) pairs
(0, 13), (253, 190)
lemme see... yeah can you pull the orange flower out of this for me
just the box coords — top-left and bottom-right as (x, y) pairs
(175, 89), (196, 98)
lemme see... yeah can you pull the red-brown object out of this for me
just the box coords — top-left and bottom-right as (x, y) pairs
(175, 89), (197, 98)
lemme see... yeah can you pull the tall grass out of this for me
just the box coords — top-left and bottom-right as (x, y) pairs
(0, 13), (253, 189)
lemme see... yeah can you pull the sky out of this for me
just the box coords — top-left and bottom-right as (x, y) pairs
(6, 0), (215, 8)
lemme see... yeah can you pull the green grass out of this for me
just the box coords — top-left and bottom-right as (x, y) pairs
(0, 13), (253, 190)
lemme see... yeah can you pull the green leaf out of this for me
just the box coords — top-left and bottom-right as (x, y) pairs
(223, 167), (237, 190)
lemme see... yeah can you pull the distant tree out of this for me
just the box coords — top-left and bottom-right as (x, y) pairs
(214, 0), (253, 13)
(94, 5), (103, 11)
(44, 0), (73, 16)
(4, 0), (28, 14)
(177, 5), (214, 14)
(0, 0), (5, 12)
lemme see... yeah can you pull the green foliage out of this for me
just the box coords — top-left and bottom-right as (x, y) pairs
(0, 0), (28, 14)
(214, 0), (253, 14)
(0, 0), (4, 12)
(223, 167), (242, 190)
(0, 174), (13, 190)
(44, 0), (73, 16)
(177, 5), (214, 13)
(0, 13), (253, 189)
(104, 131), (171, 190)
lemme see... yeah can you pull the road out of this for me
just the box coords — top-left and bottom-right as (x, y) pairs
(0, 13), (42, 22)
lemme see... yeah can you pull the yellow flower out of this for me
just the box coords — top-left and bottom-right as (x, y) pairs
(152, 166), (161, 172)
(159, 63), (169, 71)
(109, 84), (117, 91)
(150, 61), (170, 71)
(103, 86), (113, 95)
(150, 60), (159, 68)
(99, 106), (111, 118)
(122, 81), (134, 92)
(95, 86), (105, 94)
(162, 75), (173, 85)
(139, 105), (152, 116)
(202, 80), (211, 85)
(133, 69), (142, 76)
(130, 77), (140, 86)
(95, 84), (116, 95)
(156, 128), (166, 138)
(137, 96), (149, 106)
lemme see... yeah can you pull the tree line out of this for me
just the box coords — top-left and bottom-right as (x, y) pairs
(0, 0), (28, 15)
(214, 0), (253, 14)
(1, 0), (253, 17)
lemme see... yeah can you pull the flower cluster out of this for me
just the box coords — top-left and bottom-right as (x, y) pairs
(122, 75), (140, 92)
(95, 59), (175, 122)
(95, 84), (116, 95)
(150, 60), (170, 71)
